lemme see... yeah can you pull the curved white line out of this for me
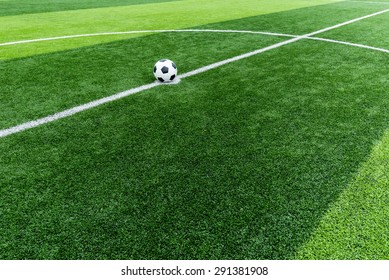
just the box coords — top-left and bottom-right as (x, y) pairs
(1, 7), (388, 138)
(0, 29), (388, 54)
(0, 29), (297, 47)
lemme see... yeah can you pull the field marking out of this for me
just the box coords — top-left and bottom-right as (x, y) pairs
(1, 8), (388, 138)
(308, 37), (389, 53)
(0, 30), (297, 47)
(0, 83), (163, 138)
(0, 29), (388, 55)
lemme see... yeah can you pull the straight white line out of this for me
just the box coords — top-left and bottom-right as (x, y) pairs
(303, 8), (389, 37)
(1, 29), (387, 56)
(179, 37), (389, 80)
(1, 8), (388, 138)
(179, 36), (303, 79)
(0, 83), (160, 138)
(308, 37), (389, 53)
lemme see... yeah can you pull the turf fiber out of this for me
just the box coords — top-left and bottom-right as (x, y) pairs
(0, 0), (389, 259)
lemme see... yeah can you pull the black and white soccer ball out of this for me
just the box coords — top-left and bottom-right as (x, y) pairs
(153, 59), (177, 83)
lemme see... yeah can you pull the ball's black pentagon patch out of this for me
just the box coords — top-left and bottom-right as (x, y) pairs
(170, 74), (176, 81)
(158, 77), (165, 82)
(161, 66), (169, 74)
(172, 62), (177, 69)
(153, 66), (157, 73)
(159, 59), (167, 62)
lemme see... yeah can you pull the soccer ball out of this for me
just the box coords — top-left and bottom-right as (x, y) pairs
(153, 59), (177, 83)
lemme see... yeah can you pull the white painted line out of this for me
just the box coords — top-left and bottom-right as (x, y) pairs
(308, 37), (389, 53)
(0, 8), (388, 138)
(1, 29), (387, 55)
(3, 8), (386, 48)
(0, 82), (160, 138)
(0, 29), (296, 47)
(179, 36), (303, 79)
(0, 31), (164, 47)
(302, 8), (389, 37)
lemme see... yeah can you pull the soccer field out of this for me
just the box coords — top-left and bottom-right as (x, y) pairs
(0, 0), (388, 260)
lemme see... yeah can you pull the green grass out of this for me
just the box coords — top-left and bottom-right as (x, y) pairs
(0, 0), (341, 60)
(317, 11), (389, 48)
(0, 0), (389, 259)
(297, 129), (389, 259)
(0, 0), (179, 17)
(0, 32), (284, 129)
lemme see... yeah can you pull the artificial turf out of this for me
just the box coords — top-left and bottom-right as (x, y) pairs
(297, 129), (389, 259)
(0, 0), (179, 17)
(0, 0), (389, 260)
(0, 0), (341, 60)
(0, 32), (284, 129)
